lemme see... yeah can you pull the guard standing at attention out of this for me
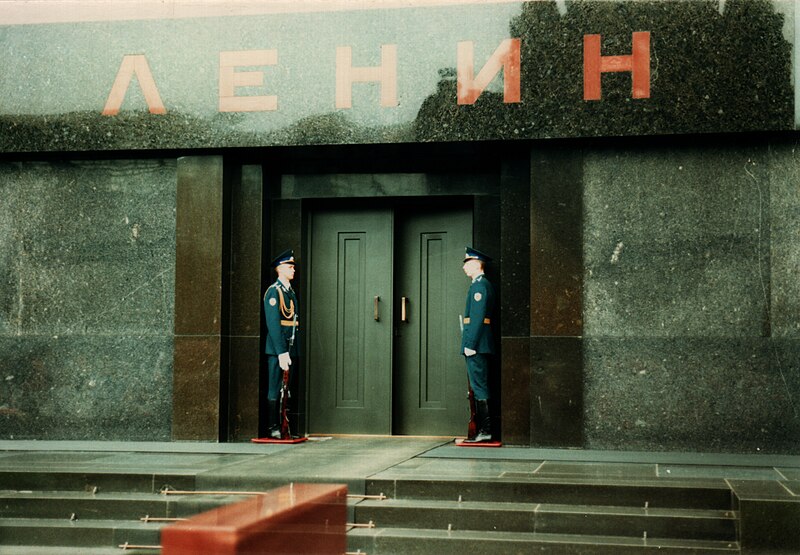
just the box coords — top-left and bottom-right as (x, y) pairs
(263, 249), (299, 439)
(461, 247), (495, 443)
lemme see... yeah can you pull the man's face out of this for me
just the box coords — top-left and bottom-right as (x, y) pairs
(277, 263), (295, 281)
(462, 259), (482, 278)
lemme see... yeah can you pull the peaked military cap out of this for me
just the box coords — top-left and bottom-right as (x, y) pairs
(464, 247), (492, 263)
(271, 249), (295, 267)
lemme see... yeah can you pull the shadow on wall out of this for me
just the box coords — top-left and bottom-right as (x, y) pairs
(0, 0), (791, 152)
(414, 0), (792, 141)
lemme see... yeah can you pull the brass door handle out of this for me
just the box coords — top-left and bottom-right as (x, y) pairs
(401, 296), (408, 323)
(374, 296), (380, 321)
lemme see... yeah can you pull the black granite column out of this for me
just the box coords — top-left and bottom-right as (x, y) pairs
(268, 197), (305, 434)
(473, 192), (502, 438)
(224, 165), (265, 441)
(530, 147), (584, 447)
(500, 155), (532, 445)
(172, 156), (224, 441)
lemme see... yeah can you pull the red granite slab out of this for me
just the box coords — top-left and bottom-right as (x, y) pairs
(161, 483), (347, 554)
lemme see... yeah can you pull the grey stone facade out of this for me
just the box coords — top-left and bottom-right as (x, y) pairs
(0, 1), (798, 453)
(0, 160), (176, 440)
(582, 142), (800, 453)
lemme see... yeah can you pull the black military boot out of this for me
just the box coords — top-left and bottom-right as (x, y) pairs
(267, 400), (281, 439)
(463, 399), (492, 443)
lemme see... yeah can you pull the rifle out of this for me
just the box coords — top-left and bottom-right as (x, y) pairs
(467, 385), (477, 440)
(279, 368), (291, 439)
(279, 307), (298, 440)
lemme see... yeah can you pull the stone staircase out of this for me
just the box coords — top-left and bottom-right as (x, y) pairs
(0, 464), (742, 554)
(348, 476), (741, 554)
(0, 468), (240, 554)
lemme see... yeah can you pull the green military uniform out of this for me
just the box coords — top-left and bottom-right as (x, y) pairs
(263, 279), (298, 400)
(461, 273), (494, 400)
(461, 247), (495, 443)
(263, 249), (298, 439)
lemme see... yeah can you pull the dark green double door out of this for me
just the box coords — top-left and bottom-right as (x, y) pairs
(307, 204), (471, 436)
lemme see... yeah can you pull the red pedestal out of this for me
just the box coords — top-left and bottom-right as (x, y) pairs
(455, 438), (503, 448)
(161, 483), (347, 555)
(250, 437), (308, 444)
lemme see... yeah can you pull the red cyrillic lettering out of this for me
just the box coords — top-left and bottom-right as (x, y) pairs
(457, 39), (521, 105)
(335, 45), (398, 109)
(584, 32), (650, 101)
(219, 50), (278, 112)
(102, 55), (166, 115)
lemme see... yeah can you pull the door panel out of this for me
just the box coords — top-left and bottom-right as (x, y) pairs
(394, 208), (472, 435)
(308, 210), (393, 434)
(307, 202), (472, 436)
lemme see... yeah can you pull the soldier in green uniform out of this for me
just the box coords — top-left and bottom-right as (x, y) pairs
(461, 247), (495, 443)
(263, 249), (299, 439)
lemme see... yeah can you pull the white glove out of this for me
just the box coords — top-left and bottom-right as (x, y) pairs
(464, 347), (477, 357)
(278, 352), (292, 370)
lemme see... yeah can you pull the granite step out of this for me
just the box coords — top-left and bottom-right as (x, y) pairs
(0, 547), (157, 555)
(354, 498), (738, 541)
(0, 489), (361, 550)
(0, 517), (163, 547)
(347, 527), (741, 554)
(0, 490), (241, 520)
(0, 469), (196, 494)
(367, 477), (734, 510)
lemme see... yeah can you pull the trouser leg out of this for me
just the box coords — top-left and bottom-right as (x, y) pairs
(266, 356), (282, 438)
(463, 354), (492, 443)
(466, 354), (490, 400)
(267, 356), (282, 401)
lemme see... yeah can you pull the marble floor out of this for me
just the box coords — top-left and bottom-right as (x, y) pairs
(0, 437), (797, 494)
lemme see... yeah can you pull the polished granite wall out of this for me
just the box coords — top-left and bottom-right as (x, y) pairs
(0, 159), (176, 440)
(0, 0), (794, 152)
(1, 141), (797, 453)
(582, 142), (800, 453)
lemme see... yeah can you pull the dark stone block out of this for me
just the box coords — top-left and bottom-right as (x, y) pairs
(530, 336), (583, 447)
(0, 159), (176, 441)
(531, 148), (583, 337)
(583, 337), (800, 453)
(173, 156), (224, 440)
(583, 145), (771, 338)
(500, 337), (531, 445)
(0, 160), (176, 336)
(226, 165), (264, 337)
(770, 337), (800, 445)
(738, 497), (800, 554)
(226, 336), (261, 442)
(221, 165), (264, 441)
(768, 143), (800, 339)
(0, 335), (172, 441)
(172, 335), (221, 441)
(582, 143), (800, 453)
(500, 156), (531, 339)
(174, 156), (224, 336)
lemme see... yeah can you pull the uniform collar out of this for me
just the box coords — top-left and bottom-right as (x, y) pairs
(472, 273), (484, 283)
(276, 278), (292, 291)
